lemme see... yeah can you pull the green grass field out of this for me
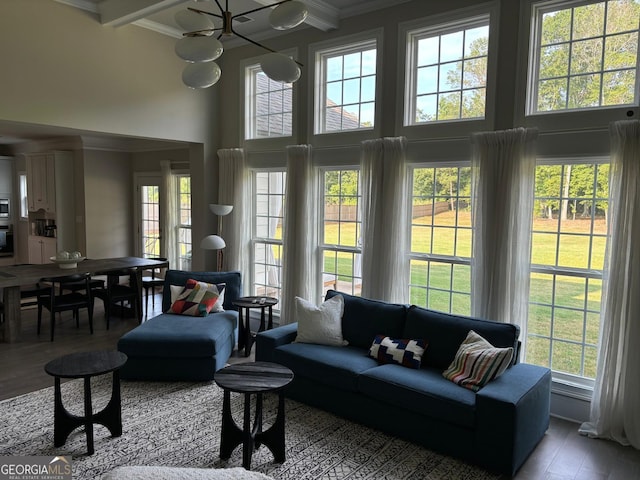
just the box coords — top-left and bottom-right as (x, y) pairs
(322, 210), (606, 378)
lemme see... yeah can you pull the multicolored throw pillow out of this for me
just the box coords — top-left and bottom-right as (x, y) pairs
(168, 279), (220, 317)
(442, 330), (514, 392)
(368, 335), (427, 369)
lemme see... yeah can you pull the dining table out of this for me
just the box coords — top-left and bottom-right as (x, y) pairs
(0, 257), (169, 343)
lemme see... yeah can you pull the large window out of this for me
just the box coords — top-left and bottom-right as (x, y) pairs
(405, 16), (490, 124)
(526, 160), (609, 381)
(245, 64), (293, 139)
(321, 169), (362, 297)
(409, 166), (472, 314)
(529, 0), (640, 114)
(315, 39), (377, 133)
(253, 171), (286, 301)
(177, 175), (192, 271)
(140, 184), (160, 258)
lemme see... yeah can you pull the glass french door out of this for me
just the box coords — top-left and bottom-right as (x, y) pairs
(135, 175), (162, 258)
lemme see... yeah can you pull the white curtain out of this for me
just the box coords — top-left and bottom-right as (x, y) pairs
(579, 120), (640, 448)
(160, 160), (178, 269)
(218, 148), (250, 290)
(360, 137), (409, 303)
(281, 145), (316, 324)
(470, 128), (537, 344)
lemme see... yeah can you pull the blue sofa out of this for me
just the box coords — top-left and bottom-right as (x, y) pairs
(117, 270), (241, 381)
(256, 290), (551, 476)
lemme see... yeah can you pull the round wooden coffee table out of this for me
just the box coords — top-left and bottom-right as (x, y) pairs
(44, 350), (127, 455)
(214, 361), (294, 470)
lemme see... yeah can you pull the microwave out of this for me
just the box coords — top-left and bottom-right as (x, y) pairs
(0, 199), (8, 218)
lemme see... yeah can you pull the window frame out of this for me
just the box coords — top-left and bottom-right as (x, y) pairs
(319, 167), (363, 299)
(176, 173), (192, 272)
(310, 29), (384, 147)
(250, 168), (287, 307)
(240, 51), (298, 151)
(517, 0), (640, 130)
(527, 155), (610, 389)
(407, 161), (473, 315)
(396, 3), (499, 140)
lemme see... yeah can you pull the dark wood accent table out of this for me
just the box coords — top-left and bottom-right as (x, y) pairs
(44, 350), (128, 455)
(214, 362), (294, 470)
(232, 296), (278, 357)
(0, 257), (168, 342)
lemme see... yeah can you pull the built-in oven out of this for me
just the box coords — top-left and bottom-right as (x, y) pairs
(0, 224), (14, 257)
(0, 199), (8, 218)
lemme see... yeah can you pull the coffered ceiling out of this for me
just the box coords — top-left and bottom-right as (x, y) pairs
(53, 0), (409, 44)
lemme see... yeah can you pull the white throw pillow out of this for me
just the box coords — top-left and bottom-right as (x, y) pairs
(294, 295), (348, 346)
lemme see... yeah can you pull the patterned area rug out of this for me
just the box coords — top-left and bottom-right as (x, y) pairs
(0, 377), (502, 480)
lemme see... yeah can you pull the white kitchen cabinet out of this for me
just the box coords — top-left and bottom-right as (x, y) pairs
(26, 153), (56, 213)
(24, 150), (76, 253)
(28, 236), (57, 264)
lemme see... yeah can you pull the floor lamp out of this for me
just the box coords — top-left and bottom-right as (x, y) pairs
(200, 204), (233, 271)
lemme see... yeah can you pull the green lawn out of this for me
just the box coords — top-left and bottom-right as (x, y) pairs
(322, 210), (606, 378)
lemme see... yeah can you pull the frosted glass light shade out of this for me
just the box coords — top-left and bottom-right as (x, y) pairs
(201, 234), (226, 250)
(269, 1), (308, 30)
(260, 53), (300, 83)
(182, 62), (221, 88)
(209, 204), (233, 216)
(175, 9), (214, 32)
(175, 36), (223, 62)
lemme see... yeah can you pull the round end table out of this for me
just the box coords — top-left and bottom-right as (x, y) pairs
(232, 296), (278, 357)
(214, 361), (294, 470)
(44, 350), (127, 455)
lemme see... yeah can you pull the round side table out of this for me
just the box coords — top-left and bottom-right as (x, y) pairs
(232, 296), (278, 357)
(44, 350), (127, 455)
(214, 362), (294, 470)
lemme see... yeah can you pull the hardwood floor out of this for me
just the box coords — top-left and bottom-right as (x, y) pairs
(1, 293), (639, 479)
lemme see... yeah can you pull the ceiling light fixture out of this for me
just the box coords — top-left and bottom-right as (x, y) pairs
(175, 0), (308, 89)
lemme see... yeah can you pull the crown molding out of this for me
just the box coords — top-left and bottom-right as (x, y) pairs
(80, 135), (189, 152)
(53, 0), (98, 14)
(132, 18), (184, 38)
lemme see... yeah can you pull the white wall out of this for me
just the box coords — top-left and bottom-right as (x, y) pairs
(84, 150), (133, 258)
(0, 1), (210, 143)
(0, 0), (218, 268)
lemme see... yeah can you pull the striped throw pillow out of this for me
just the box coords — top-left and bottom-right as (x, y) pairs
(442, 330), (513, 392)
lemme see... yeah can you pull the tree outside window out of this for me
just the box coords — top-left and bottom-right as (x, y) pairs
(531, 0), (640, 113)
(406, 16), (490, 124)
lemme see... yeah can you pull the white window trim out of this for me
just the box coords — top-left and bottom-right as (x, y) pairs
(516, 0), (640, 131)
(407, 162), (473, 315)
(528, 155), (609, 388)
(309, 28), (384, 147)
(240, 50), (298, 152)
(396, 2), (499, 140)
(318, 166), (363, 300)
(250, 168), (286, 304)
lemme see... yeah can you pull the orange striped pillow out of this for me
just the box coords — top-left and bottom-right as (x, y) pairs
(442, 330), (513, 392)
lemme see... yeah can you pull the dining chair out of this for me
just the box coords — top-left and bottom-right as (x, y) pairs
(94, 268), (141, 329)
(37, 272), (94, 342)
(141, 257), (168, 314)
(62, 276), (105, 296)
